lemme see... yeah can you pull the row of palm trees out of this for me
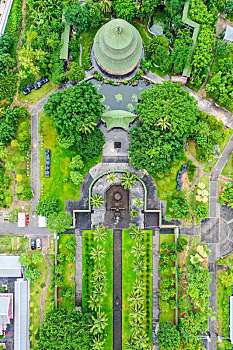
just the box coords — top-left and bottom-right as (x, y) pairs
(88, 224), (108, 350)
(125, 225), (152, 350)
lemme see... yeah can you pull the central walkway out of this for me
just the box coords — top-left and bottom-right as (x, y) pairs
(113, 229), (122, 350)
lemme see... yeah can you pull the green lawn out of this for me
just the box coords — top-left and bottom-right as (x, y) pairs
(18, 81), (58, 106)
(57, 234), (76, 310)
(159, 234), (176, 325)
(82, 230), (113, 350)
(222, 151), (233, 177)
(30, 255), (48, 348)
(122, 229), (153, 349)
(39, 113), (101, 211)
(152, 153), (188, 215)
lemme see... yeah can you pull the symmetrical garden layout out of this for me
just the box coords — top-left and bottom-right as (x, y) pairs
(0, 1), (233, 349)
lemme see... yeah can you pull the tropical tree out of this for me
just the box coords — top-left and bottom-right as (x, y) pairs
(114, 0), (135, 22)
(47, 212), (72, 233)
(90, 244), (106, 262)
(157, 322), (180, 350)
(131, 241), (145, 260)
(157, 116), (171, 131)
(19, 253), (31, 266)
(106, 172), (117, 184)
(92, 335), (106, 350)
(35, 197), (59, 218)
(25, 266), (40, 282)
(129, 225), (146, 240)
(120, 171), (137, 189)
(133, 259), (146, 276)
(130, 209), (139, 218)
(98, 0), (112, 13)
(93, 224), (106, 242)
(219, 182), (233, 208)
(90, 194), (104, 208)
(90, 312), (108, 335)
(133, 197), (143, 208)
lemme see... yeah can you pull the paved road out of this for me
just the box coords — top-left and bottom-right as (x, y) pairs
(152, 229), (160, 349)
(113, 229), (122, 350)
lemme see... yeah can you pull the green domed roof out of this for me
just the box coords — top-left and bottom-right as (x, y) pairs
(93, 19), (143, 75)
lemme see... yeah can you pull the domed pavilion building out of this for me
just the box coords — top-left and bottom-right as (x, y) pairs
(93, 19), (143, 77)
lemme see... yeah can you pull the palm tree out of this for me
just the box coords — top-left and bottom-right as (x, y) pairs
(91, 263), (106, 282)
(133, 331), (149, 349)
(131, 241), (145, 260)
(157, 116), (171, 131)
(98, 0), (112, 13)
(134, 197), (143, 208)
(106, 172), (117, 184)
(93, 224), (106, 242)
(133, 259), (146, 276)
(128, 293), (144, 310)
(92, 335), (106, 350)
(133, 280), (146, 295)
(79, 120), (96, 134)
(120, 171), (137, 189)
(90, 312), (108, 335)
(90, 244), (106, 262)
(125, 336), (136, 350)
(90, 194), (104, 208)
(88, 294), (100, 311)
(129, 224), (146, 240)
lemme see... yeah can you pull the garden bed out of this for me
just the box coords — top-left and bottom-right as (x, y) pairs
(39, 112), (101, 211)
(159, 234), (176, 325)
(57, 234), (76, 310)
(122, 229), (152, 349)
(82, 229), (113, 350)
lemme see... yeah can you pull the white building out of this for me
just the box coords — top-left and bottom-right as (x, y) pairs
(18, 212), (27, 228)
(38, 215), (47, 228)
(0, 256), (22, 278)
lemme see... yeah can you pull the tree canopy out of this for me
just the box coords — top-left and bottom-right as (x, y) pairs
(35, 197), (59, 218)
(36, 309), (93, 350)
(44, 82), (104, 150)
(128, 81), (199, 172)
(47, 212), (72, 233)
(0, 107), (25, 147)
(157, 322), (180, 350)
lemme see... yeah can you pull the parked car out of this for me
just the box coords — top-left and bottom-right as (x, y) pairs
(28, 83), (35, 90)
(36, 239), (41, 250)
(34, 81), (42, 90)
(30, 239), (36, 250)
(182, 164), (188, 172)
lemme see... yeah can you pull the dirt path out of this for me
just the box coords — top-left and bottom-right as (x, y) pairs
(40, 254), (51, 324)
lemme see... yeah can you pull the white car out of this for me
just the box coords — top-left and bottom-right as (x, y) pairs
(36, 239), (41, 249)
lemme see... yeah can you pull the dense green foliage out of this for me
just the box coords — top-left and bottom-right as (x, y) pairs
(170, 196), (190, 219)
(193, 112), (224, 161)
(35, 197), (59, 217)
(114, 0), (135, 22)
(189, 0), (217, 25)
(47, 212), (72, 233)
(36, 309), (93, 349)
(191, 25), (215, 85)
(128, 81), (199, 173)
(146, 35), (171, 72)
(21, 0), (64, 85)
(66, 62), (85, 82)
(157, 322), (180, 350)
(0, 108), (19, 147)
(171, 30), (193, 74)
(194, 204), (209, 219)
(44, 82), (103, 147)
(219, 182), (233, 208)
(178, 245), (212, 349)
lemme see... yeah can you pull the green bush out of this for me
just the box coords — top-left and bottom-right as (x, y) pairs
(187, 160), (196, 182)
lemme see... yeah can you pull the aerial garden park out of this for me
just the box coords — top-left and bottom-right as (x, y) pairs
(0, 0), (233, 349)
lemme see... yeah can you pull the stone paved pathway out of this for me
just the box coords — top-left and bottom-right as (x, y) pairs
(113, 229), (122, 350)
(152, 229), (160, 349)
(75, 229), (82, 309)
